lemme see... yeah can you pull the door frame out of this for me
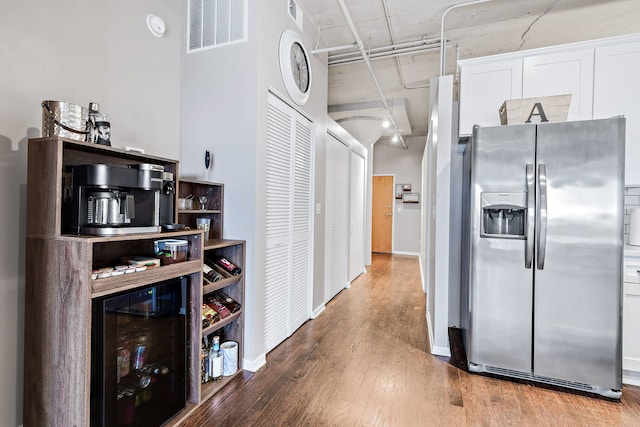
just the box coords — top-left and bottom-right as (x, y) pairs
(372, 174), (395, 254)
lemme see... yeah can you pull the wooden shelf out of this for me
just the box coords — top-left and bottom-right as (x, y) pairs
(204, 238), (246, 250)
(177, 180), (224, 240)
(179, 209), (222, 215)
(63, 228), (203, 242)
(202, 310), (242, 337)
(91, 259), (202, 298)
(203, 274), (242, 294)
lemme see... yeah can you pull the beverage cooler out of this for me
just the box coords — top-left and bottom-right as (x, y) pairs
(91, 277), (188, 426)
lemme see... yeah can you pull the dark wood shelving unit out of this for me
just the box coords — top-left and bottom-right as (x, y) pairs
(24, 138), (245, 427)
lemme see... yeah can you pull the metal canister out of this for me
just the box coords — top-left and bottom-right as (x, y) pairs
(133, 345), (146, 370)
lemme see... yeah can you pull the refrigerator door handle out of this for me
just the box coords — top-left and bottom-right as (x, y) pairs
(525, 164), (535, 269)
(536, 164), (548, 270)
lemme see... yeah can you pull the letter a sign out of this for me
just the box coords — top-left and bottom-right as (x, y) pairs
(525, 103), (549, 123)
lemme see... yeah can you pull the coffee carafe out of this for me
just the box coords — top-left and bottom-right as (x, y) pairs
(87, 190), (135, 225)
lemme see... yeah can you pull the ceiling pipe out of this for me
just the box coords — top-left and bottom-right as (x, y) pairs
(327, 37), (440, 59)
(312, 42), (359, 55)
(440, 0), (492, 76)
(381, 0), (429, 91)
(336, 0), (408, 149)
(329, 45), (441, 66)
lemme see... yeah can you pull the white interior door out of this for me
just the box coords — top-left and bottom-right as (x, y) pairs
(264, 93), (312, 353)
(325, 134), (350, 302)
(349, 150), (365, 282)
(265, 96), (293, 352)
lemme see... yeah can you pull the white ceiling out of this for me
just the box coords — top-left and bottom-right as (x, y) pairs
(295, 0), (640, 144)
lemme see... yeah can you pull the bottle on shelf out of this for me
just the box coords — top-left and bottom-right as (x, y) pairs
(201, 339), (210, 384)
(203, 263), (224, 282)
(202, 313), (211, 329)
(209, 336), (223, 382)
(209, 291), (241, 313)
(204, 295), (231, 319)
(213, 256), (242, 276)
(202, 304), (221, 326)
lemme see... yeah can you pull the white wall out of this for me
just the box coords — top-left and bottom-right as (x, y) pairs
(423, 76), (455, 357)
(372, 137), (426, 254)
(181, 0), (329, 369)
(0, 1), (183, 425)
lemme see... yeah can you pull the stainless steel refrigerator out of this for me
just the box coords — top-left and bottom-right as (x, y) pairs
(460, 117), (625, 399)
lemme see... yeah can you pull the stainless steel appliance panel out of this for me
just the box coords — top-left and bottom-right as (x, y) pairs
(533, 118), (624, 389)
(468, 124), (536, 372)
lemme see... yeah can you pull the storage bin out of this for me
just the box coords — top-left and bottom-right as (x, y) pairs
(154, 239), (189, 265)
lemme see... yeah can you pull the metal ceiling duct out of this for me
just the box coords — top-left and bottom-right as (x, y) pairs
(334, 0), (408, 149)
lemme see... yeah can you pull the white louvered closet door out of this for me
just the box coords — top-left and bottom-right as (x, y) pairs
(290, 113), (312, 333)
(264, 93), (312, 353)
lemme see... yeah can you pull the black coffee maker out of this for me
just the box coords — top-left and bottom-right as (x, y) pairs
(63, 163), (172, 235)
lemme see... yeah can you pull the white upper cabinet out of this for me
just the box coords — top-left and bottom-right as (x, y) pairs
(593, 40), (640, 186)
(458, 58), (523, 135)
(522, 49), (594, 121)
(458, 34), (640, 185)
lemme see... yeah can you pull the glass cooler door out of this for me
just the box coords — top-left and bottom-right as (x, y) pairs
(91, 277), (187, 426)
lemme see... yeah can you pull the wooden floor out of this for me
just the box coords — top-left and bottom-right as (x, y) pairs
(181, 253), (640, 426)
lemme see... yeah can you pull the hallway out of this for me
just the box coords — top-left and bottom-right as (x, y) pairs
(182, 254), (640, 426)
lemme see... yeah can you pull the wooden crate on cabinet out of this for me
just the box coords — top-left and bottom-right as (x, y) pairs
(177, 178), (224, 240)
(199, 239), (245, 403)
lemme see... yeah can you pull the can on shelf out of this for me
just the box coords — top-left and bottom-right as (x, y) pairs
(133, 344), (147, 370)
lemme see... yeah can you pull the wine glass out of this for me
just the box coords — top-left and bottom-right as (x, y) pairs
(198, 195), (208, 210)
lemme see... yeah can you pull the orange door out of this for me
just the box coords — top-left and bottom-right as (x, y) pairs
(372, 175), (393, 253)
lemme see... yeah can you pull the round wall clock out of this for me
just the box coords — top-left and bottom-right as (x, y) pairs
(278, 29), (312, 106)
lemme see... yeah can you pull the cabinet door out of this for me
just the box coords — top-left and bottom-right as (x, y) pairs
(458, 58), (523, 135)
(593, 41), (640, 186)
(623, 282), (640, 373)
(522, 49), (594, 121)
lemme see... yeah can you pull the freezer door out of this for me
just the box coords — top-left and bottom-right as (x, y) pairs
(534, 118), (624, 390)
(467, 124), (536, 373)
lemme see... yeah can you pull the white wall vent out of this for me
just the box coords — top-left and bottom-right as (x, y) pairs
(188, 0), (247, 52)
(288, 0), (303, 31)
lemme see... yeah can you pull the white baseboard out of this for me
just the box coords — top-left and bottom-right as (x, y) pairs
(624, 369), (640, 386)
(426, 309), (452, 357)
(243, 354), (266, 372)
(344, 281), (351, 289)
(431, 345), (452, 357)
(393, 251), (420, 257)
(418, 254), (425, 292)
(426, 310), (435, 354)
(311, 304), (325, 319)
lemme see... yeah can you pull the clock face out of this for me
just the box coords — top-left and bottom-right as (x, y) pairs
(290, 42), (310, 93)
(278, 29), (312, 106)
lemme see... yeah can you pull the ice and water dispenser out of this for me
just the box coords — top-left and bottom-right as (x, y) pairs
(480, 192), (527, 238)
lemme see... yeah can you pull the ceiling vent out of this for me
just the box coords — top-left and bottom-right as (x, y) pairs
(188, 0), (247, 52)
(288, 0), (303, 31)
